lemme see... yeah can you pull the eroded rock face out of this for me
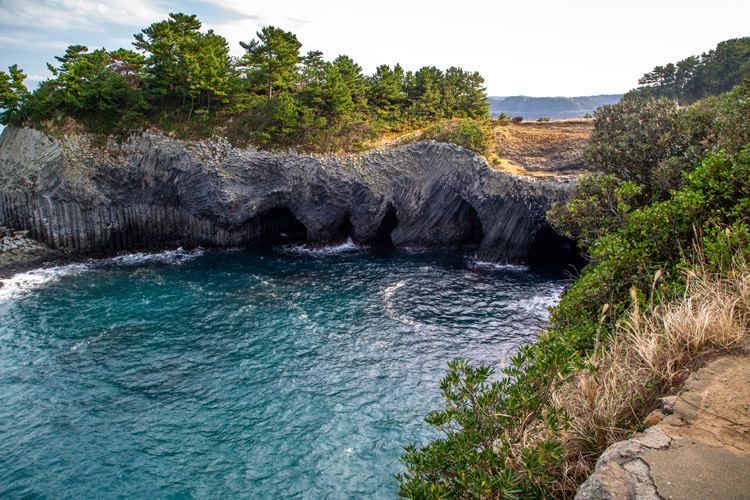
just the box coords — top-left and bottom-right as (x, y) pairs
(0, 126), (575, 262)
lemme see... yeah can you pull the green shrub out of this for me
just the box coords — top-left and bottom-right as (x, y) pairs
(399, 82), (750, 500)
(419, 118), (491, 155)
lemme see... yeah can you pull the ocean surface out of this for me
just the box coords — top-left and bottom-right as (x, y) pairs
(0, 243), (568, 499)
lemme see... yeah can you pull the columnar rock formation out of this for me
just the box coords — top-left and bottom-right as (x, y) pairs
(0, 126), (575, 262)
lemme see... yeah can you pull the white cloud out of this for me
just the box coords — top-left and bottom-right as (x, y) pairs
(2, 0), (750, 96)
(0, 32), (68, 50)
(0, 0), (166, 31)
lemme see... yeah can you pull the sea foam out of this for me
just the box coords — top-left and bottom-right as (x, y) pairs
(0, 247), (204, 301)
(280, 237), (362, 255)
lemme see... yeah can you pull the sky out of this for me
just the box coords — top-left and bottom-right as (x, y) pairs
(0, 0), (749, 97)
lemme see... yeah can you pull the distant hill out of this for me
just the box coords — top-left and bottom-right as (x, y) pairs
(488, 94), (623, 120)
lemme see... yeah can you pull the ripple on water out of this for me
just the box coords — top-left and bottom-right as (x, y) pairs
(0, 247), (567, 499)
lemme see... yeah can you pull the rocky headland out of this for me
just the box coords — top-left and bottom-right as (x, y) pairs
(0, 125), (577, 273)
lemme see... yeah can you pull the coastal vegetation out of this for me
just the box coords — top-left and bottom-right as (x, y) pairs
(397, 65), (750, 498)
(2, 18), (750, 498)
(625, 37), (750, 104)
(0, 13), (488, 152)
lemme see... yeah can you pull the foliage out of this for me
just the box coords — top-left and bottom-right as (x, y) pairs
(5, 12), (491, 152)
(239, 26), (302, 99)
(396, 356), (571, 499)
(398, 80), (750, 500)
(582, 98), (685, 197)
(419, 119), (491, 155)
(0, 65), (29, 124)
(627, 37), (750, 104)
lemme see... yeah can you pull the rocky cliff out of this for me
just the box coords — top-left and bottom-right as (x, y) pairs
(0, 126), (575, 262)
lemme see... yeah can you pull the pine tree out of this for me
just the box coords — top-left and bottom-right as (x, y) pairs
(133, 13), (202, 102)
(239, 26), (302, 98)
(0, 65), (29, 124)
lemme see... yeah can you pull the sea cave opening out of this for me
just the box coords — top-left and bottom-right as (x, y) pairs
(251, 207), (307, 244)
(374, 205), (399, 247)
(528, 224), (586, 267)
(335, 216), (354, 242)
(453, 199), (484, 246)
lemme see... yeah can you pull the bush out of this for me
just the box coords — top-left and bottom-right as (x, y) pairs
(494, 112), (511, 125)
(399, 82), (750, 500)
(583, 98), (683, 197)
(419, 118), (491, 155)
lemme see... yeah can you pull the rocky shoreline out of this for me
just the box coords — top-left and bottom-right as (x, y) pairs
(0, 226), (63, 279)
(0, 126), (578, 265)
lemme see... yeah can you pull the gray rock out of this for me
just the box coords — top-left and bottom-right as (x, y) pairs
(0, 126), (576, 262)
(575, 462), (636, 500)
(575, 428), (671, 500)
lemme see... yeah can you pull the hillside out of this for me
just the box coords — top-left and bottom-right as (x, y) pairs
(488, 94), (623, 120)
(487, 119), (593, 177)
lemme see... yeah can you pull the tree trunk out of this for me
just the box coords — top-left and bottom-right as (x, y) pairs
(267, 46), (273, 99)
(188, 96), (194, 121)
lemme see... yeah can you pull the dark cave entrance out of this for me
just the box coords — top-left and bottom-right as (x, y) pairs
(374, 204), (399, 247)
(252, 207), (307, 244)
(528, 224), (586, 268)
(454, 199), (484, 246)
(335, 216), (354, 242)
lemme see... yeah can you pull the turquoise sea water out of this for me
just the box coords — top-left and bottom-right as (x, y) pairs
(0, 244), (567, 499)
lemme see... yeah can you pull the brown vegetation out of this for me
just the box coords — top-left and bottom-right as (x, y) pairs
(487, 119), (593, 178)
(549, 247), (750, 496)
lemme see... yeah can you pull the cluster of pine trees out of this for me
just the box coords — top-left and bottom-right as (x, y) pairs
(626, 37), (750, 104)
(0, 13), (489, 151)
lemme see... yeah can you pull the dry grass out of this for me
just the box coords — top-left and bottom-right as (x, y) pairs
(549, 249), (750, 496)
(487, 120), (592, 178)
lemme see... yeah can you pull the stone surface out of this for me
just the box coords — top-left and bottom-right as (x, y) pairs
(645, 439), (750, 500)
(0, 225), (60, 277)
(574, 462), (635, 500)
(0, 126), (576, 263)
(575, 356), (750, 500)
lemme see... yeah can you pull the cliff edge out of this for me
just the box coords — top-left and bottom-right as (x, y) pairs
(0, 126), (575, 263)
(575, 355), (750, 500)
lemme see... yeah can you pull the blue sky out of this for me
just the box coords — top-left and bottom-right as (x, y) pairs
(1, 0), (749, 97)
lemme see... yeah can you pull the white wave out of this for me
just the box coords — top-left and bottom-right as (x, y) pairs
(470, 260), (530, 272)
(0, 247), (204, 302)
(71, 329), (106, 352)
(382, 280), (421, 327)
(516, 284), (566, 317)
(401, 247), (430, 255)
(0, 263), (88, 301)
(281, 237), (362, 255)
(101, 247), (204, 267)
